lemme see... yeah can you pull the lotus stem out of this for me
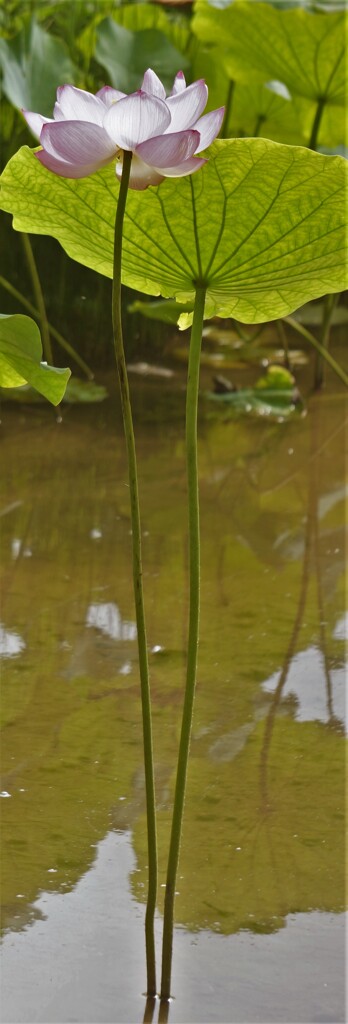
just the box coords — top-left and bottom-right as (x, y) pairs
(160, 282), (207, 1001)
(112, 150), (157, 997)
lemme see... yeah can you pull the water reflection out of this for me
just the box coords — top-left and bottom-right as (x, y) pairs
(0, 376), (346, 1019)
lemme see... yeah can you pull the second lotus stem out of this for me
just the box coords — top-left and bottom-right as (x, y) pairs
(160, 282), (207, 1001)
(112, 149), (157, 997)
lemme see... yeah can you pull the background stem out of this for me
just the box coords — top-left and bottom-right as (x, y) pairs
(112, 151), (157, 997)
(160, 283), (207, 1001)
(308, 96), (325, 151)
(314, 294), (337, 390)
(0, 274), (94, 379)
(21, 233), (53, 365)
(284, 314), (348, 388)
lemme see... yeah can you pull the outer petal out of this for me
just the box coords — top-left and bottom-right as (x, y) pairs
(22, 110), (55, 141)
(135, 129), (200, 168)
(104, 91), (171, 150)
(159, 156), (207, 178)
(141, 69), (166, 100)
(165, 79), (208, 133)
(170, 71), (186, 95)
(53, 102), (66, 121)
(192, 107), (225, 153)
(96, 86), (126, 107)
(36, 151), (106, 179)
(40, 121), (118, 166)
(55, 85), (106, 125)
(116, 155), (164, 191)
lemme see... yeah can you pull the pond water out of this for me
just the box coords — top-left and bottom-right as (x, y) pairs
(0, 366), (346, 1023)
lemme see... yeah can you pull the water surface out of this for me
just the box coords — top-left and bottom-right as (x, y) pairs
(1, 368), (346, 1022)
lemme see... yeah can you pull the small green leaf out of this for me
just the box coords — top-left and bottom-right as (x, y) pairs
(0, 313), (71, 404)
(205, 366), (302, 420)
(95, 18), (189, 94)
(128, 298), (193, 325)
(0, 17), (76, 114)
(0, 139), (346, 324)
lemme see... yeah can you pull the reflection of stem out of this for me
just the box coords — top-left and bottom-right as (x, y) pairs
(158, 998), (170, 1024)
(221, 79), (235, 138)
(314, 294), (337, 391)
(308, 96), (326, 150)
(143, 995), (157, 1024)
(20, 233), (53, 365)
(311, 428), (334, 720)
(0, 274), (94, 379)
(112, 150), (157, 997)
(284, 316), (348, 389)
(160, 284), (207, 1001)
(259, 495), (312, 812)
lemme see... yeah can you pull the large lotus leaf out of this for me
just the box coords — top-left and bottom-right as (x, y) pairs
(192, 2), (346, 105)
(191, 45), (345, 150)
(0, 313), (70, 403)
(94, 17), (190, 94)
(0, 18), (76, 115)
(0, 139), (346, 325)
(77, 2), (191, 71)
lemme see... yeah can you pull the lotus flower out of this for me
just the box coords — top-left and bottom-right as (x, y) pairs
(23, 69), (224, 190)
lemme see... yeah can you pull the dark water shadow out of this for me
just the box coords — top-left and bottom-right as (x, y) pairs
(259, 401), (344, 815)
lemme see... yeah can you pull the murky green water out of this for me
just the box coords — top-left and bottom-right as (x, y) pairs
(0, 367), (346, 1023)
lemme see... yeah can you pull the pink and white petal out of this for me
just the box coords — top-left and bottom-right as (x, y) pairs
(40, 121), (118, 166)
(104, 91), (171, 150)
(192, 107), (225, 153)
(160, 155), (207, 178)
(36, 150), (105, 179)
(56, 85), (106, 125)
(136, 129), (199, 168)
(22, 110), (55, 141)
(116, 154), (164, 191)
(53, 102), (66, 121)
(96, 86), (126, 107)
(165, 79), (208, 132)
(141, 69), (166, 100)
(170, 71), (186, 95)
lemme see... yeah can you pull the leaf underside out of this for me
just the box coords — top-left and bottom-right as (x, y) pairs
(0, 139), (346, 325)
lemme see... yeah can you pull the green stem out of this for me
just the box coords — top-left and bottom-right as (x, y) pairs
(221, 79), (235, 138)
(160, 283), (207, 1002)
(112, 150), (157, 998)
(314, 293), (337, 390)
(20, 233), (53, 364)
(0, 274), (94, 380)
(308, 96), (325, 151)
(284, 314), (348, 388)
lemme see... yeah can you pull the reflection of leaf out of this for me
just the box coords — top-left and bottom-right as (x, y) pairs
(1, 374), (106, 405)
(205, 366), (302, 419)
(1, 141), (346, 325)
(95, 18), (189, 93)
(192, 2), (346, 105)
(0, 18), (76, 114)
(0, 314), (70, 404)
